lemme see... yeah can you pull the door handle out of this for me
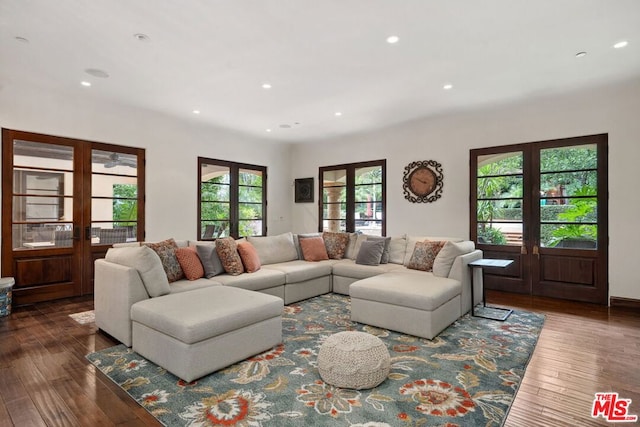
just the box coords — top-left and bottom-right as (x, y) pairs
(533, 245), (539, 257)
(85, 226), (92, 240)
(521, 245), (527, 255)
(73, 226), (81, 241)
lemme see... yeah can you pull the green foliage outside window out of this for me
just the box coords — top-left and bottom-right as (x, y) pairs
(113, 184), (137, 226)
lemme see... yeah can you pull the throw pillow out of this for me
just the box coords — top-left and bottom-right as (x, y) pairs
(299, 236), (330, 261)
(195, 244), (225, 278)
(355, 239), (386, 266)
(215, 237), (245, 275)
(432, 241), (476, 278)
(293, 233), (321, 260)
(366, 236), (392, 263)
(407, 240), (446, 272)
(105, 246), (170, 297)
(322, 231), (350, 259)
(144, 238), (184, 282)
(175, 246), (204, 281)
(237, 241), (261, 273)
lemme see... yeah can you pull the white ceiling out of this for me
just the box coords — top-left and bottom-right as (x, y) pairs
(1, 1), (639, 143)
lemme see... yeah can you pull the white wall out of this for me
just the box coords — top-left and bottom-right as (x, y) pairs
(290, 78), (640, 301)
(0, 84), (292, 245)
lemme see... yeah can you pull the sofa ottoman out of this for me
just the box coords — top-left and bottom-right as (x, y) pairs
(350, 271), (462, 339)
(131, 286), (283, 382)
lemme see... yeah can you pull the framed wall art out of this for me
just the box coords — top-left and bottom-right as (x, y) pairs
(295, 177), (314, 203)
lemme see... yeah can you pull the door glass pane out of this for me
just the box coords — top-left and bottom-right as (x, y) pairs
(539, 144), (598, 249)
(13, 141), (73, 249)
(92, 149), (140, 245)
(239, 220), (263, 237)
(200, 164), (231, 238)
(322, 169), (347, 232)
(476, 152), (523, 246)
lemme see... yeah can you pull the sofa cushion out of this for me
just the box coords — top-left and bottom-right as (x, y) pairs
(215, 237), (245, 275)
(247, 232), (298, 265)
(175, 247), (204, 280)
(332, 259), (404, 280)
(170, 278), (222, 293)
(322, 231), (350, 259)
(144, 238), (184, 282)
(355, 239), (385, 266)
(215, 268), (286, 291)
(432, 241), (475, 278)
(349, 272), (461, 312)
(131, 286), (283, 344)
(343, 233), (359, 259)
(266, 260), (334, 283)
(299, 236), (329, 261)
(105, 246), (170, 297)
(237, 241), (261, 273)
(195, 244), (225, 278)
(407, 240), (446, 272)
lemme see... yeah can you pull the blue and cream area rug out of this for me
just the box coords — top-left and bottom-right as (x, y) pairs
(87, 293), (544, 427)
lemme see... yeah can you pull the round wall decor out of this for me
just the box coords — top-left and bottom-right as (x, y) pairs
(402, 160), (444, 203)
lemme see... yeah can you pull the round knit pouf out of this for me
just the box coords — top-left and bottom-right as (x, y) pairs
(317, 331), (390, 389)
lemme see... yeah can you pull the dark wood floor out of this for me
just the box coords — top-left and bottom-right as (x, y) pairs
(0, 291), (638, 426)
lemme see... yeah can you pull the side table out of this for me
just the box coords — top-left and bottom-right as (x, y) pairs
(468, 259), (513, 321)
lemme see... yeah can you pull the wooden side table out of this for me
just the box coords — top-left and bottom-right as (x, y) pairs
(468, 259), (514, 321)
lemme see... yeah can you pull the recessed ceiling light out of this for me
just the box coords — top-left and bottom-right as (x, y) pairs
(386, 35), (399, 44)
(81, 81), (91, 87)
(335, 112), (342, 116)
(85, 68), (109, 78)
(14, 36), (29, 43)
(266, 129), (272, 132)
(192, 110), (200, 114)
(575, 51), (587, 58)
(133, 33), (150, 42)
(262, 83), (272, 89)
(443, 84), (453, 90)
(613, 40), (628, 49)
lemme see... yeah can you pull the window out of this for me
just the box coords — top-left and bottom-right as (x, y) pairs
(319, 160), (386, 236)
(198, 157), (267, 239)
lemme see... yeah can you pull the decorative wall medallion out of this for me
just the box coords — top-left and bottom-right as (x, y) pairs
(294, 177), (314, 203)
(402, 160), (444, 203)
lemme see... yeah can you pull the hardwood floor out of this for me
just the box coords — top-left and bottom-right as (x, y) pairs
(0, 291), (638, 426)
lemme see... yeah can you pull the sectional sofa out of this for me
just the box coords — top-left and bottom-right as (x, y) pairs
(95, 232), (482, 348)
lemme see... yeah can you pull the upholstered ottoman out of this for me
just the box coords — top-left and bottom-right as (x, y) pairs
(350, 271), (462, 339)
(131, 286), (283, 382)
(318, 331), (390, 389)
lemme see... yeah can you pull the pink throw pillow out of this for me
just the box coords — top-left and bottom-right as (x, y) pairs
(237, 241), (261, 273)
(300, 236), (330, 261)
(175, 246), (204, 280)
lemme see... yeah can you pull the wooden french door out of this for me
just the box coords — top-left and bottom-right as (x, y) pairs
(1, 129), (145, 305)
(470, 134), (608, 304)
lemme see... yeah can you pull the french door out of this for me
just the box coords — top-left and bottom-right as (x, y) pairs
(470, 134), (608, 304)
(1, 129), (145, 304)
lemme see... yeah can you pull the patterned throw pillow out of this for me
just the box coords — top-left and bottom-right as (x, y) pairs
(215, 237), (245, 275)
(322, 231), (350, 259)
(237, 241), (261, 273)
(299, 236), (330, 261)
(407, 240), (446, 272)
(175, 246), (204, 280)
(144, 238), (184, 282)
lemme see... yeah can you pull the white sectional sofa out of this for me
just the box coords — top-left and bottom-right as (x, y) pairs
(94, 232), (482, 348)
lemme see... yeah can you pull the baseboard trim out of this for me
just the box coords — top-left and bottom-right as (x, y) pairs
(610, 297), (640, 309)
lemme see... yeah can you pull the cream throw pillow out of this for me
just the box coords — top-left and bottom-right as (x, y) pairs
(432, 241), (475, 277)
(105, 246), (170, 297)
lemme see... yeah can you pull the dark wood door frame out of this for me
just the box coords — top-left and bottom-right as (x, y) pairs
(470, 134), (608, 304)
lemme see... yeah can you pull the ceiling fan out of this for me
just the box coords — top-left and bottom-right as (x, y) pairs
(105, 152), (136, 168)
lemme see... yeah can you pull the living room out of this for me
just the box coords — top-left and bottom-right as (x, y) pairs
(1, 1), (639, 426)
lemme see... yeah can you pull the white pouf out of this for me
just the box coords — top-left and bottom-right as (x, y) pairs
(317, 331), (390, 389)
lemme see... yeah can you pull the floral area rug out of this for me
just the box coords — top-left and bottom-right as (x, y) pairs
(86, 293), (544, 427)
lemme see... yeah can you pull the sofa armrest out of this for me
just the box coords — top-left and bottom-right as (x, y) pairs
(447, 249), (483, 315)
(94, 258), (149, 347)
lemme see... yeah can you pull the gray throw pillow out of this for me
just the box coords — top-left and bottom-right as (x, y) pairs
(196, 244), (225, 278)
(355, 239), (386, 266)
(366, 236), (392, 263)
